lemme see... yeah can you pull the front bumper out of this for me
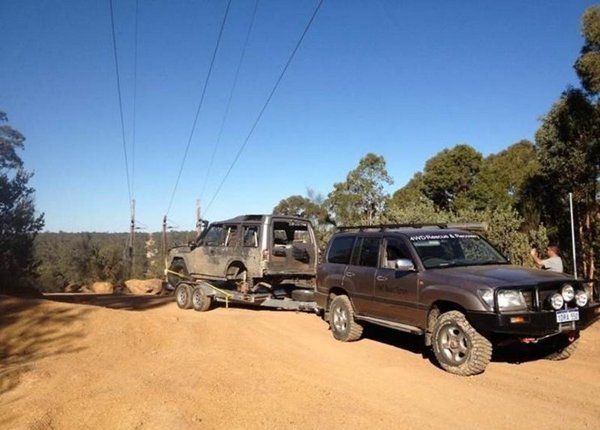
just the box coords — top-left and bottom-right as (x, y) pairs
(467, 302), (600, 337)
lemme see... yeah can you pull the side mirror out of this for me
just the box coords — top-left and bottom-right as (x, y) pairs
(395, 258), (416, 271)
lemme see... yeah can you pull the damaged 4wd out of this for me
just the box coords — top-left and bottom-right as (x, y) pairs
(166, 214), (318, 311)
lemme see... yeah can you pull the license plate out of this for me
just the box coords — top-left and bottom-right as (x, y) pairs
(556, 309), (580, 323)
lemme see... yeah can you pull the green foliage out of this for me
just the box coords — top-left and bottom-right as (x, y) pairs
(326, 153), (393, 226)
(575, 5), (600, 95)
(34, 230), (195, 292)
(421, 144), (483, 211)
(0, 111), (44, 293)
(534, 88), (600, 278)
(469, 140), (539, 211)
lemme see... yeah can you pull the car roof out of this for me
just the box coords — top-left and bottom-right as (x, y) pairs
(332, 228), (481, 239)
(214, 214), (311, 224)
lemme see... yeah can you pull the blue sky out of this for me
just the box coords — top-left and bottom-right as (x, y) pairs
(0, 0), (596, 232)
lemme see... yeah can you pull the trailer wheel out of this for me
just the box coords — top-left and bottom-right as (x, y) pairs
(192, 287), (212, 312)
(175, 283), (192, 309)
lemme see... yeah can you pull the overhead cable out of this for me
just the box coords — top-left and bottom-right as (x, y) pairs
(109, 0), (132, 203)
(165, 0), (233, 216)
(199, 0), (260, 200)
(204, 0), (325, 215)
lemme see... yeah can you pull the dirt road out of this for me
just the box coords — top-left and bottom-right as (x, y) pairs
(1, 294), (599, 429)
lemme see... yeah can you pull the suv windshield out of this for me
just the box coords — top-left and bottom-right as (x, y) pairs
(409, 233), (508, 269)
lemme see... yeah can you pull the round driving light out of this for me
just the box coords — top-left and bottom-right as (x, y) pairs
(550, 293), (564, 310)
(575, 290), (589, 307)
(561, 284), (575, 302)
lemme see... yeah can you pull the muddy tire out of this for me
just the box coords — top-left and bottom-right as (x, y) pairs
(167, 260), (188, 289)
(192, 287), (212, 312)
(545, 338), (579, 361)
(175, 283), (193, 310)
(329, 295), (363, 342)
(432, 310), (492, 376)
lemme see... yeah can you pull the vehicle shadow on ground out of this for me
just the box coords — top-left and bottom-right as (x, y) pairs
(360, 323), (555, 369)
(0, 294), (91, 424)
(43, 293), (174, 311)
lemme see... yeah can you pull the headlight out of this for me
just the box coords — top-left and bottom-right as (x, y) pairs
(575, 290), (589, 307)
(550, 293), (564, 310)
(498, 290), (527, 311)
(478, 289), (494, 308)
(561, 284), (575, 302)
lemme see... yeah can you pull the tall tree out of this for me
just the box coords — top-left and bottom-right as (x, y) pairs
(468, 140), (540, 211)
(421, 144), (483, 211)
(0, 112), (45, 293)
(326, 153), (393, 226)
(575, 5), (600, 95)
(535, 88), (599, 278)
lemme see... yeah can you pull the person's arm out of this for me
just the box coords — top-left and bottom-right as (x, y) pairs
(530, 248), (544, 269)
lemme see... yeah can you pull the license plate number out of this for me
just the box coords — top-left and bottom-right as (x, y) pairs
(556, 309), (579, 323)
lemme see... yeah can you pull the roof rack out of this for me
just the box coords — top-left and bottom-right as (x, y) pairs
(336, 222), (488, 232)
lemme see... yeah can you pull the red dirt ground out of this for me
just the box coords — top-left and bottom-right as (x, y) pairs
(1, 294), (599, 429)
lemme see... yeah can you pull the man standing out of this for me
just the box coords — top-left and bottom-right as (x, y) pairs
(530, 245), (564, 273)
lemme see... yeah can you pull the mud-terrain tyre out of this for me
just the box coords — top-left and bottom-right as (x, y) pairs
(329, 295), (363, 342)
(545, 338), (579, 361)
(175, 283), (193, 309)
(432, 310), (492, 376)
(192, 287), (212, 312)
(167, 260), (189, 289)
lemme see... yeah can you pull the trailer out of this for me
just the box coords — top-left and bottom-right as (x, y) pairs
(171, 276), (319, 313)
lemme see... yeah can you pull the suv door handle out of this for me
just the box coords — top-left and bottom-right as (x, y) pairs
(345, 271), (355, 278)
(376, 275), (388, 282)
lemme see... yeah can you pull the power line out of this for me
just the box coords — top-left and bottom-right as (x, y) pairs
(199, 0), (260, 200)
(204, 0), (325, 216)
(165, 0), (233, 216)
(109, 0), (132, 203)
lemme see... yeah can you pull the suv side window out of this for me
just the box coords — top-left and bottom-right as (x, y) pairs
(242, 225), (259, 247)
(327, 236), (355, 264)
(384, 237), (412, 269)
(202, 225), (224, 246)
(355, 237), (381, 268)
(224, 225), (238, 247)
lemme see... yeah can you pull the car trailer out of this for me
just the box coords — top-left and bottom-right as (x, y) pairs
(170, 276), (319, 313)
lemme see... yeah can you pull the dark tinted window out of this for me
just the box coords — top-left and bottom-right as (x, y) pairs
(327, 236), (356, 264)
(356, 237), (381, 267)
(383, 237), (412, 268)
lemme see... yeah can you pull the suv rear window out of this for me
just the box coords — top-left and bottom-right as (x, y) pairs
(327, 236), (355, 264)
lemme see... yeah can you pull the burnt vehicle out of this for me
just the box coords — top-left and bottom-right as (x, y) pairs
(316, 223), (600, 376)
(166, 214), (318, 312)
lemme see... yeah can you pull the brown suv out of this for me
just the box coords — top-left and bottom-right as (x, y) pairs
(316, 224), (600, 376)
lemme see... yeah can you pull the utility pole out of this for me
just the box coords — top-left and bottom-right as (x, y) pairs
(162, 215), (168, 263)
(129, 199), (135, 280)
(196, 199), (203, 236)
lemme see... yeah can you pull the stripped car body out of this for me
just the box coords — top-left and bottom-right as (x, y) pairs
(166, 215), (318, 312)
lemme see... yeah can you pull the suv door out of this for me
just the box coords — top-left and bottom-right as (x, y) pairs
(372, 236), (421, 326)
(266, 218), (316, 275)
(189, 224), (239, 278)
(342, 235), (381, 316)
